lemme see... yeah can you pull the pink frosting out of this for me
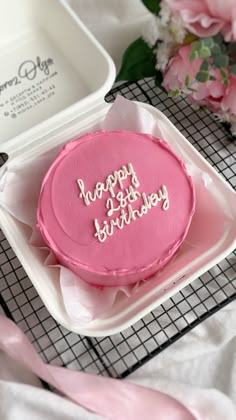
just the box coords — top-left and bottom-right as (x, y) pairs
(37, 130), (195, 287)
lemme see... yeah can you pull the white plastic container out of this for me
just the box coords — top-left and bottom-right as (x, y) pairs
(0, 0), (115, 150)
(0, 0), (236, 337)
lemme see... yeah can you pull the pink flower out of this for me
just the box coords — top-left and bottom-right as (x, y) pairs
(162, 44), (226, 112)
(165, 0), (236, 41)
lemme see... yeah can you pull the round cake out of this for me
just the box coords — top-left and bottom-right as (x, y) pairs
(37, 130), (195, 287)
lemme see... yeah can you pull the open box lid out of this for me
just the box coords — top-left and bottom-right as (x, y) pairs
(0, 0), (116, 156)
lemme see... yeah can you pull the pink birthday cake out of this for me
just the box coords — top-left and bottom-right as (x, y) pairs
(37, 130), (195, 287)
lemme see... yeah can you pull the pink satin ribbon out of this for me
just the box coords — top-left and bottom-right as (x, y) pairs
(0, 314), (198, 420)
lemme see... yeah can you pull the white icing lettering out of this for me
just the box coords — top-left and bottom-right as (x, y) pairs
(160, 185), (169, 211)
(106, 186), (141, 217)
(94, 219), (106, 243)
(77, 162), (170, 243)
(94, 185), (169, 243)
(77, 162), (139, 206)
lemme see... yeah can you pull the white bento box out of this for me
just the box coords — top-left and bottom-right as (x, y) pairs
(0, 0), (236, 337)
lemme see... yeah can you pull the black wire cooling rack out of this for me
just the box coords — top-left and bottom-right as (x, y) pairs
(0, 78), (236, 380)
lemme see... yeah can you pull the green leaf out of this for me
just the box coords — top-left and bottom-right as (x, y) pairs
(189, 50), (198, 61)
(142, 0), (161, 15)
(202, 37), (214, 48)
(199, 46), (211, 59)
(230, 64), (236, 74)
(189, 40), (204, 60)
(221, 43), (227, 54)
(200, 60), (209, 71)
(196, 71), (209, 83)
(168, 88), (181, 97)
(222, 78), (230, 87)
(209, 75), (216, 81)
(213, 34), (224, 45)
(185, 74), (190, 88)
(188, 87), (198, 92)
(211, 44), (222, 56)
(154, 70), (164, 88)
(213, 54), (229, 68)
(228, 43), (236, 55)
(191, 40), (202, 53)
(183, 33), (198, 45)
(116, 37), (156, 82)
(220, 68), (227, 78)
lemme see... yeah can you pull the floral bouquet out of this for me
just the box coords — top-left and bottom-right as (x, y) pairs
(117, 0), (236, 136)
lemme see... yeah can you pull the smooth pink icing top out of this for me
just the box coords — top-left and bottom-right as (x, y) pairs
(37, 130), (195, 287)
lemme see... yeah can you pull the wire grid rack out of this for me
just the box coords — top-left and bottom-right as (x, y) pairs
(0, 78), (236, 380)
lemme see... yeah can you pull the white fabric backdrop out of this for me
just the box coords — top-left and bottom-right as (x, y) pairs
(0, 1), (236, 419)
